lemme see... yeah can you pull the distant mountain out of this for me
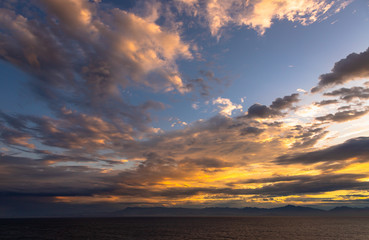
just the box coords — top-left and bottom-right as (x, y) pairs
(112, 205), (369, 217)
(328, 206), (369, 216)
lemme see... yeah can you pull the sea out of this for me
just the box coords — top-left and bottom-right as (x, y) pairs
(1, 217), (369, 239)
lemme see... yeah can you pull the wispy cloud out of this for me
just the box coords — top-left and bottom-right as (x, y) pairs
(177, 0), (352, 36)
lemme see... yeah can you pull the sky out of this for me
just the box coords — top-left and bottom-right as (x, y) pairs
(1, 0), (369, 217)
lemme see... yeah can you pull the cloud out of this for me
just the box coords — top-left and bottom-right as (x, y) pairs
(155, 173), (369, 198)
(0, 124), (34, 149)
(200, 0), (351, 36)
(184, 70), (226, 97)
(112, 152), (237, 190)
(0, 154), (118, 198)
(324, 86), (369, 102)
(312, 47), (369, 92)
(232, 173), (368, 196)
(0, 0), (192, 134)
(314, 99), (339, 106)
(192, 102), (200, 110)
(292, 126), (328, 148)
(246, 104), (279, 118)
(242, 173), (369, 196)
(179, 156), (234, 169)
(270, 93), (299, 110)
(315, 108), (369, 122)
(0, 0), (218, 163)
(240, 126), (265, 136)
(245, 93), (300, 119)
(114, 113), (288, 171)
(275, 137), (369, 165)
(212, 97), (242, 116)
(170, 117), (188, 127)
(1, 89), (368, 210)
(185, 78), (211, 96)
(105, 8), (192, 92)
(0, 109), (136, 153)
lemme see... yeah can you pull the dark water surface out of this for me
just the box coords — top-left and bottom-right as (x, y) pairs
(1, 217), (369, 240)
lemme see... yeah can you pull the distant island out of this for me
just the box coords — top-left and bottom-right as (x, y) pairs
(111, 205), (369, 217)
(3, 205), (369, 218)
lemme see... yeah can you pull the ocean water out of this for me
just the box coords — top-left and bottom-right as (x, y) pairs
(1, 217), (369, 240)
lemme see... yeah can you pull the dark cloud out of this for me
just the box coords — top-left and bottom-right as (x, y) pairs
(200, 70), (215, 79)
(292, 126), (328, 148)
(245, 94), (300, 118)
(270, 93), (299, 110)
(314, 99), (339, 106)
(315, 109), (369, 122)
(240, 126), (264, 136)
(337, 105), (352, 111)
(180, 157), (234, 169)
(0, 112), (27, 129)
(0, 154), (118, 199)
(185, 78), (211, 96)
(250, 173), (369, 196)
(140, 100), (166, 111)
(292, 132), (327, 148)
(0, 110), (135, 153)
(246, 104), (280, 118)
(0, 124), (34, 148)
(312, 47), (369, 92)
(199, 70), (223, 84)
(263, 121), (283, 127)
(228, 175), (310, 185)
(184, 70), (228, 97)
(314, 161), (353, 173)
(324, 86), (369, 102)
(275, 137), (369, 165)
(248, 173), (367, 194)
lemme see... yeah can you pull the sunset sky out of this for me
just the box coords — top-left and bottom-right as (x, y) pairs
(1, 0), (369, 217)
